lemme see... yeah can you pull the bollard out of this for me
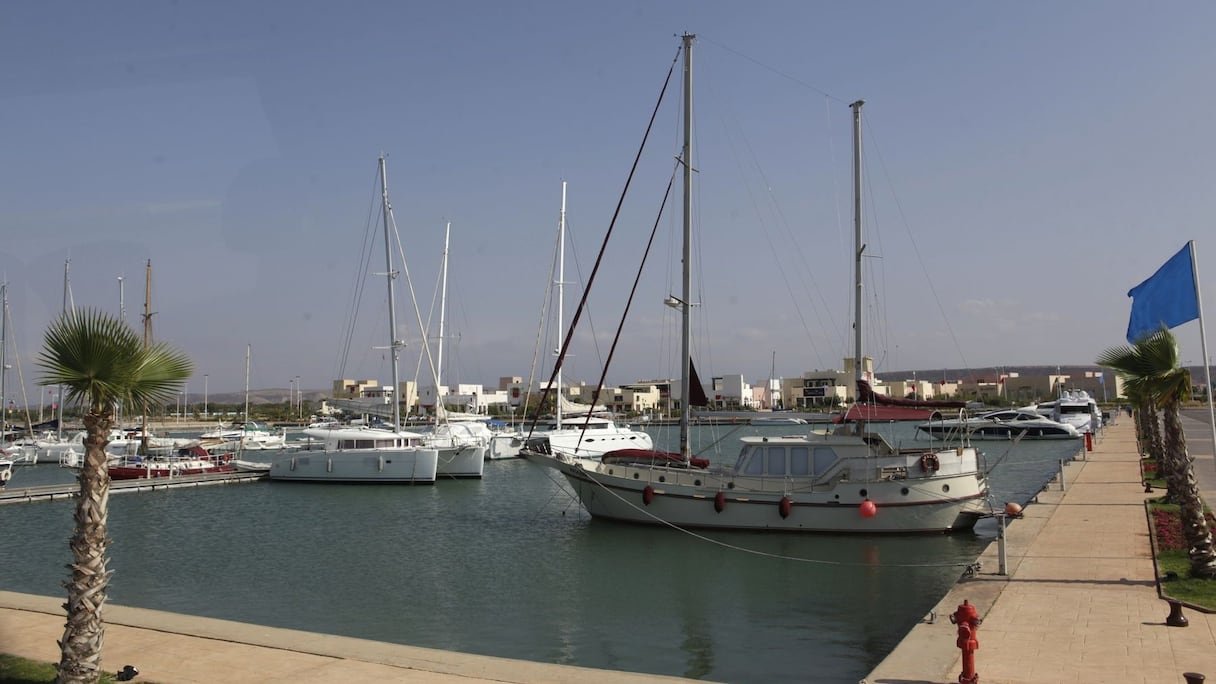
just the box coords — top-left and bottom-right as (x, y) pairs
(1084, 431), (1093, 451)
(949, 600), (981, 684)
(1166, 600), (1189, 627)
(997, 513), (1008, 576)
(1059, 459), (1067, 491)
(1183, 673), (1205, 684)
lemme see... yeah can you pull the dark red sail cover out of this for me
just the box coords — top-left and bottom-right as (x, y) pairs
(834, 380), (965, 423)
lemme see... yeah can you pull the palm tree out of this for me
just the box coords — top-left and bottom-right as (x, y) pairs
(37, 309), (192, 683)
(1097, 327), (1216, 578)
(1126, 383), (1169, 495)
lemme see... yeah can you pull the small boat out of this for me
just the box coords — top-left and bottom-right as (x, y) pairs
(107, 445), (236, 480)
(917, 408), (1081, 440)
(199, 421), (287, 450)
(0, 454), (13, 487)
(749, 416), (808, 426)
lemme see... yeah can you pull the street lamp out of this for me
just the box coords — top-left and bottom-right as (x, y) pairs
(203, 374), (208, 417)
(295, 375), (301, 419)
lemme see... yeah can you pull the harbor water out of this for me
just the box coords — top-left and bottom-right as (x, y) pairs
(0, 422), (1082, 683)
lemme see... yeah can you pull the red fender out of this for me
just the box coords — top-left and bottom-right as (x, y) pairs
(778, 496), (792, 519)
(643, 485), (654, 505)
(714, 491), (726, 513)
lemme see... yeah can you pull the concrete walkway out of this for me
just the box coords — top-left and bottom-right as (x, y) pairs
(865, 412), (1216, 684)
(0, 592), (701, 683)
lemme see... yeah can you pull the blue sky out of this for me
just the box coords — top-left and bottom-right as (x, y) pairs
(3, 2), (1215, 397)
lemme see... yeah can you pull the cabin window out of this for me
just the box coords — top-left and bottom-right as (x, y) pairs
(742, 448), (765, 476)
(812, 447), (838, 476)
(766, 447), (787, 477)
(790, 447), (810, 476)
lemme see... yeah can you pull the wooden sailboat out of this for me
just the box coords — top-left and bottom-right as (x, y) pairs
(522, 35), (990, 533)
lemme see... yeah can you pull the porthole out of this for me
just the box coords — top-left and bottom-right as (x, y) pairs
(633, 473), (640, 479)
(658, 476), (666, 483)
(859, 488), (868, 497)
(728, 482), (736, 489)
(694, 479), (702, 486)
(942, 484), (951, 493)
(901, 487), (909, 495)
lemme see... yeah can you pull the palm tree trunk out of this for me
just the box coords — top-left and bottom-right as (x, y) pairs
(1161, 403), (1216, 578)
(1145, 403), (1177, 503)
(56, 410), (114, 684)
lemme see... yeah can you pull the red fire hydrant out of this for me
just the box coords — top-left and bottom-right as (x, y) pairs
(949, 599), (981, 684)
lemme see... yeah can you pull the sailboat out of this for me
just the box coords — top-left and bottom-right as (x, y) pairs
(499, 181), (655, 461)
(268, 156), (439, 484)
(416, 222), (489, 478)
(108, 261), (236, 480)
(522, 35), (990, 533)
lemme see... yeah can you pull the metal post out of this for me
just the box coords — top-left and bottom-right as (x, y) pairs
(1059, 459), (1066, 491)
(997, 513), (1008, 575)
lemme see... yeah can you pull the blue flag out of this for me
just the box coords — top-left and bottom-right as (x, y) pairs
(1126, 242), (1199, 343)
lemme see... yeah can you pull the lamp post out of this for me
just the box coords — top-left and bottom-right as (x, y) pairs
(294, 375), (301, 419)
(203, 374), (208, 417)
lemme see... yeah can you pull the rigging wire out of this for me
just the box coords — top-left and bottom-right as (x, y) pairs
(335, 164), (384, 382)
(534, 42), (681, 428)
(863, 117), (974, 375)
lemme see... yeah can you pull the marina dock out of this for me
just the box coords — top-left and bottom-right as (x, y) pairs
(865, 412), (1216, 683)
(0, 470), (264, 505)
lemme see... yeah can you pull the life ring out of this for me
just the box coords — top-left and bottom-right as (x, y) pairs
(919, 453), (940, 473)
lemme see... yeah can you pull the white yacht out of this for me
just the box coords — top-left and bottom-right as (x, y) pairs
(1036, 390), (1102, 434)
(269, 425), (438, 483)
(917, 408), (1081, 440)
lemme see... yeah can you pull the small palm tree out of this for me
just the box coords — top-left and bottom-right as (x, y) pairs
(38, 309), (192, 683)
(1126, 383), (1169, 495)
(1098, 327), (1216, 578)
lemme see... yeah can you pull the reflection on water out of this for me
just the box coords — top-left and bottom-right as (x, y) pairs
(0, 424), (1081, 683)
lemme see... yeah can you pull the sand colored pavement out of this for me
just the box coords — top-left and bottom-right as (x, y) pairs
(866, 413), (1216, 684)
(0, 591), (703, 683)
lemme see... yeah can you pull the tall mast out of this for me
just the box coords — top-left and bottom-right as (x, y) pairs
(679, 32), (694, 459)
(243, 344), (251, 423)
(58, 259), (72, 437)
(436, 222), (450, 403)
(379, 156), (403, 431)
(556, 180), (567, 425)
(0, 283), (7, 443)
(851, 100), (865, 390)
(140, 259), (153, 450)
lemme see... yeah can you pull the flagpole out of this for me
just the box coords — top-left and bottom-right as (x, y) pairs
(1189, 240), (1216, 474)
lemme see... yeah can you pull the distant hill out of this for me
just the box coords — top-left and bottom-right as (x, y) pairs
(184, 389), (329, 406)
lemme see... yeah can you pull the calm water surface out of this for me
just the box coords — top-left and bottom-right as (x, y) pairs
(0, 422), (1082, 683)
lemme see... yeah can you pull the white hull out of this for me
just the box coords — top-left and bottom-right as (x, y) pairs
(436, 444), (486, 478)
(521, 424), (655, 460)
(523, 433), (990, 534)
(270, 426), (440, 483)
(268, 448), (438, 483)
(488, 433), (524, 460)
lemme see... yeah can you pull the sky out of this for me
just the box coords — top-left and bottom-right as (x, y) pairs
(3, 1), (1216, 398)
